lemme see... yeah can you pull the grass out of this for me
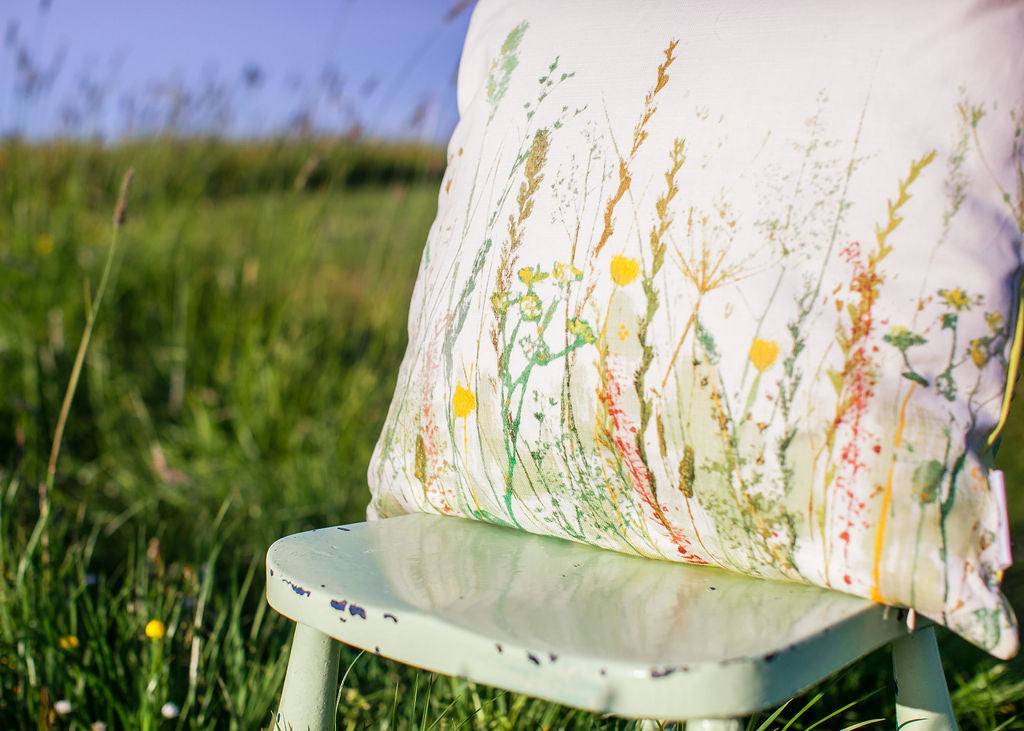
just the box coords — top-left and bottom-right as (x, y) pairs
(1, 138), (1023, 729)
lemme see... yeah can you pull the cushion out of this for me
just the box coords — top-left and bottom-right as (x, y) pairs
(369, 0), (1022, 658)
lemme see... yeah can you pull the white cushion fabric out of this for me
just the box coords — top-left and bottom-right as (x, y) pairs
(370, 0), (1023, 658)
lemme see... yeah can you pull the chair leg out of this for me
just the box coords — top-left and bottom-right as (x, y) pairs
(275, 622), (341, 731)
(683, 720), (741, 730)
(892, 625), (958, 731)
(634, 719), (740, 730)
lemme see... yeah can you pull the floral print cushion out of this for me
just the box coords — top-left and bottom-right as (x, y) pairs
(369, 0), (1023, 657)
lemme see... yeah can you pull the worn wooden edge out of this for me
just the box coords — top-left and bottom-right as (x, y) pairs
(266, 517), (913, 719)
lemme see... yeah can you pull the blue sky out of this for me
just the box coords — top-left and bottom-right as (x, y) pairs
(1, 0), (474, 141)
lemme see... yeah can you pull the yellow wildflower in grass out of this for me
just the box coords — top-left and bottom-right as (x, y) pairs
(144, 619), (166, 640)
(453, 384), (476, 418)
(749, 338), (780, 372)
(610, 255), (639, 286)
(35, 234), (54, 256)
(939, 288), (972, 311)
(58, 635), (79, 650)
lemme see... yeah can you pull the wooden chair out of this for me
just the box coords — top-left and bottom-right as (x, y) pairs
(266, 513), (958, 730)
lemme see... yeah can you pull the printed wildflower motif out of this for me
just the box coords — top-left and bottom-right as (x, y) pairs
(519, 292), (543, 320)
(453, 384), (476, 418)
(610, 255), (639, 286)
(368, 32), (1023, 660)
(939, 287), (973, 311)
(553, 262), (583, 282)
(748, 338), (780, 371)
(491, 291), (512, 314)
(58, 635), (80, 650)
(568, 318), (596, 344)
(970, 338), (990, 368)
(490, 127), (550, 350)
(144, 619), (166, 640)
(884, 326), (929, 386)
(518, 266), (548, 287)
(884, 326), (926, 352)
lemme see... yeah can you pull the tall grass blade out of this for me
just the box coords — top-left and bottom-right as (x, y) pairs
(780, 691), (825, 730)
(753, 699), (790, 731)
(804, 688), (882, 730)
(45, 169), (134, 497)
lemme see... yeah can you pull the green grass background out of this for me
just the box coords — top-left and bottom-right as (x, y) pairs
(1, 139), (1022, 729)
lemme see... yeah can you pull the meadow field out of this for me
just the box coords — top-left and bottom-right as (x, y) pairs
(1, 139), (1022, 730)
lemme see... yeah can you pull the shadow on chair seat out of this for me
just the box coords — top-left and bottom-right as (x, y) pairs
(266, 514), (958, 729)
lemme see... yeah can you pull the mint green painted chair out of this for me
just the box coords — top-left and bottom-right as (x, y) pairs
(266, 513), (958, 730)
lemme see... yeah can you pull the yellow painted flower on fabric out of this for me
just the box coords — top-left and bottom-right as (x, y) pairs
(610, 255), (639, 286)
(970, 338), (990, 368)
(144, 620), (166, 640)
(749, 338), (780, 372)
(939, 288), (972, 311)
(553, 262), (583, 282)
(519, 292), (543, 320)
(453, 384), (476, 418)
(568, 317), (596, 344)
(490, 291), (511, 314)
(58, 635), (79, 650)
(518, 266), (548, 287)
(986, 311), (1004, 332)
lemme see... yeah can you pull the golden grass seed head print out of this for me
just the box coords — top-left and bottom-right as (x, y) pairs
(610, 254), (639, 286)
(749, 338), (780, 372)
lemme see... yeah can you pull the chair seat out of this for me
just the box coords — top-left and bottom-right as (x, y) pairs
(266, 513), (915, 719)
